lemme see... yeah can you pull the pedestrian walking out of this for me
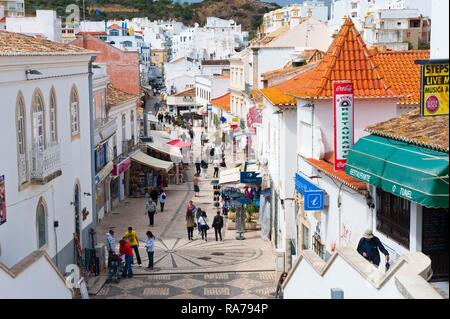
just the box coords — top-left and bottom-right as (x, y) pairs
(357, 229), (390, 267)
(189, 128), (194, 140)
(150, 187), (159, 203)
(201, 131), (206, 146)
(212, 211), (224, 241)
(146, 198), (157, 226)
(198, 211), (209, 241)
(200, 159), (208, 179)
(275, 272), (288, 299)
(106, 229), (115, 254)
(193, 174), (200, 197)
(186, 204), (196, 241)
(159, 190), (167, 212)
(195, 156), (201, 176)
(145, 231), (155, 269)
(120, 238), (133, 278)
(213, 158), (220, 178)
(124, 227), (141, 266)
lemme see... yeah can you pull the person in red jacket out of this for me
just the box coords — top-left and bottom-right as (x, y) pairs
(120, 237), (134, 278)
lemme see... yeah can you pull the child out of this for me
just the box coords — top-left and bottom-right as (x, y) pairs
(145, 231), (156, 269)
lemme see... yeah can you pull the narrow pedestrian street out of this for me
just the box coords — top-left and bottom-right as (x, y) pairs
(93, 121), (276, 299)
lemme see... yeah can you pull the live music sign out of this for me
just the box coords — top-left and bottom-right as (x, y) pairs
(333, 81), (354, 171)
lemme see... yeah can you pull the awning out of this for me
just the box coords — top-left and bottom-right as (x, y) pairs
(167, 139), (191, 148)
(147, 114), (159, 123)
(145, 141), (183, 162)
(130, 150), (174, 172)
(346, 135), (449, 208)
(95, 161), (114, 184)
(149, 130), (171, 141)
(219, 167), (241, 185)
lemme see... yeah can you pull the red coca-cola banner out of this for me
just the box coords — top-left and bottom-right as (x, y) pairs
(333, 81), (354, 171)
(112, 158), (131, 177)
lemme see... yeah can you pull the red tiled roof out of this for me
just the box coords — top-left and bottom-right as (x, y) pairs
(173, 87), (195, 97)
(77, 31), (107, 36)
(305, 157), (368, 191)
(288, 18), (398, 100)
(108, 24), (121, 30)
(373, 50), (430, 105)
(211, 92), (230, 112)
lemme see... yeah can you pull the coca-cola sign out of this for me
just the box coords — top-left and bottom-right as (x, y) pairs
(333, 81), (354, 171)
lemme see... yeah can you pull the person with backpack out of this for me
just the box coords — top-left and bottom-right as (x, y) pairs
(159, 190), (167, 212)
(145, 231), (156, 269)
(146, 199), (157, 226)
(150, 187), (159, 203)
(212, 210), (224, 241)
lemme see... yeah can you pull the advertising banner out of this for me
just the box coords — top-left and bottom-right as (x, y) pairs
(420, 61), (449, 116)
(333, 81), (354, 171)
(0, 175), (6, 225)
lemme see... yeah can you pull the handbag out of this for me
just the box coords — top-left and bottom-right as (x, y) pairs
(193, 222), (197, 228)
(206, 224), (210, 230)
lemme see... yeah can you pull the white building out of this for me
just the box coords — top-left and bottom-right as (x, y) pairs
(262, 1), (329, 34)
(0, 0), (24, 17)
(172, 17), (248, 61)
(164, 56), (200, 93)
(0, 30), (96, 298)
(430, 0), (449, 59)
(362, 8), (430, 50)
(6, 10), (62, 42)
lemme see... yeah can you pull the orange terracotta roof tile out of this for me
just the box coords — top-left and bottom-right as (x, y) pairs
(173, 87), (195, 97)
(108, 24), (122, 30)
(305, 158), (368, 190)
(0, 30), (95, 56)
(211, 92), (230, 112)
(287, 18), (398, 100)
(107, 84), (139, 106)
(373, 50), (430, 105)
(367, 108), (449, 152)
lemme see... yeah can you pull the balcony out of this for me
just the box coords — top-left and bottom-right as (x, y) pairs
(30, 143), (62, 184)
(94, 117), (117, 146)
(122, 139), (138, 155)
(18, 153), (28, 185)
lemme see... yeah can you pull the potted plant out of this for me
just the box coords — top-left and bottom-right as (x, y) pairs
(245, 204), (258, 230)
(227, 207), (237, 230)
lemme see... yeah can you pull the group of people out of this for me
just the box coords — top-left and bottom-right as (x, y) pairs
(145, 187), (167, 226)
(185, 201), (224, 242)
(106, 227), (156, 281)
(157, 112), (177, 125)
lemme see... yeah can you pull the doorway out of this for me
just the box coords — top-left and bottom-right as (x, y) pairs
(422, 207), (449, 281)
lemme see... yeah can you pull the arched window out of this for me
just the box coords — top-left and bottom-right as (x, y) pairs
(130, 110), (135, 140)
(16, 92), (28, 184)
(49, 88), (58, 144)
(31, 89), (46, 152)
(36, 198), (48, 249)
(70, 86), (80, 137)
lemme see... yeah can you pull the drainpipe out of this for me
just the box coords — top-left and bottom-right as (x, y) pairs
(88, 57), (97, 247)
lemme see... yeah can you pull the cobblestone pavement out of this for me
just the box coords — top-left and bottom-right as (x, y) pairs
(94, 123), (276, 298)
(94, 271), (276, 299)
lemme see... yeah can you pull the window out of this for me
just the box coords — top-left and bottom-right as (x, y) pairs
(121, 114), (126, 143)
(70, 86), (80, 137)
(16, 92), (28, 184)
(312, 232), (325, 259)
(36, 199), (47, 249)
(49, 89), (57, 144)
(130, 111), (135, 140)
(32, 90), (46, 156)
(109, 29), (119, 36)
(376, 189), (411, 248)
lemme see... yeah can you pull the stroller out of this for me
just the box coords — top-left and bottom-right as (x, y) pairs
(107, 252), (123, 283)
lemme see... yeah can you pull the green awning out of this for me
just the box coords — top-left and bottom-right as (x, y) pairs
(346, 135), (449, 208)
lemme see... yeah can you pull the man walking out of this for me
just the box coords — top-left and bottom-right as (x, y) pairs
(146, 199), (157, 226)
(194, 156), (201, 176)
(124, 227), (141, 266)
(357, 229), (390, 267)
(213, 158), (220, 178)
(212, 211), (224, 241)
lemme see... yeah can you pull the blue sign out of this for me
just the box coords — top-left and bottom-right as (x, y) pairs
(295, 173), (324, 211)
(240, 171), (262, 185)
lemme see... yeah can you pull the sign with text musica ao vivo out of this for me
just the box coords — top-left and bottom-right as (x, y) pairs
(333, 81), (354, 171)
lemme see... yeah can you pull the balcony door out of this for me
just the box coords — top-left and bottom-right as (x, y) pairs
(32, 92), (45, 172)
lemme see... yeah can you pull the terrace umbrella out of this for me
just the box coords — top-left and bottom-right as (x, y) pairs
(167, 139), (191, 148)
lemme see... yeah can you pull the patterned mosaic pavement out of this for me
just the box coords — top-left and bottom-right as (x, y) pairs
(94, 271), (277, 299)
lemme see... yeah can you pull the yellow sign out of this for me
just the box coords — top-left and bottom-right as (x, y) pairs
(420, 62), (449, 116)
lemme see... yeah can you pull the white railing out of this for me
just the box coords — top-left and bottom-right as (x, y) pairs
(18, 153), (28, 184)
(30, 143), (61, 181)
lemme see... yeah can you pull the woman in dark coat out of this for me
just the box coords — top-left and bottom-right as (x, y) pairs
(212, 211), (224, 241)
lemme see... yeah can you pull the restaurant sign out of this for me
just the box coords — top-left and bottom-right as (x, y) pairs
(419, 60), (449, 116)
(112, 157), (131, 177)
(333, 81), (354, 171)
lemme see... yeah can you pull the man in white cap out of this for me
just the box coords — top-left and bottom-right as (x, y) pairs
(357, 229), (390, 267)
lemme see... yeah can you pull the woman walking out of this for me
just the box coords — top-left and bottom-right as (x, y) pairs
(186, 206), (196, 241)
(212, 210), (224, 241)
(198, 211), (209, 241)
(159, 190), (167, 212)
(145, 231), (155, 269)
(195, 207), (203, 236)
(193, 174), (200, 197)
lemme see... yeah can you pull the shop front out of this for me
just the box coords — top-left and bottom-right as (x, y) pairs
(129, 149), (173, 196)
(95, 161), (114, 222)
(347, 134), (449, 280)
(111, 155), (131, 205)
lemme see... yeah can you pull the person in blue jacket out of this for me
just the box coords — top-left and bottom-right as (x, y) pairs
(357, 229), (390, 266)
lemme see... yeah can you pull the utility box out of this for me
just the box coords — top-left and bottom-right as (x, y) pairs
(95, 243), (106, 271)
(275, 248), (285, 279)
(331, 288), (344, 299)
